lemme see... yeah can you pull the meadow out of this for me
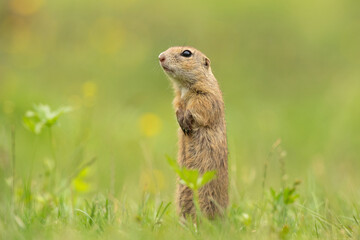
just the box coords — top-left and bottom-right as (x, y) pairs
(0, 0), (360, 239)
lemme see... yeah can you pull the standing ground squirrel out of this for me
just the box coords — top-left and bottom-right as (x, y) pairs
(159, 46), (228, 219)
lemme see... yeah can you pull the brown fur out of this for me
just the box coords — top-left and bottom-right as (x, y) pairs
(159, 46), (228, 219)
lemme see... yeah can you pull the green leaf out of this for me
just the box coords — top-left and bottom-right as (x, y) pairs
(182, 168), (199, 189)
(197, 170), (216, 188)
(23, 115), (37, 134)
(270, 188), (276, 198)
(166, 155), (217, 191)
(23, 104), (72, 134)
(165, 155), (183, 177)
(166, 155), (178, 170)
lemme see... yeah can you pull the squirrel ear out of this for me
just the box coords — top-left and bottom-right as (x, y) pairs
(204, 57), (211, 68)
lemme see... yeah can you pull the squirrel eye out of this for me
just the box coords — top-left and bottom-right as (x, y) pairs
(180, 50), (192, 57)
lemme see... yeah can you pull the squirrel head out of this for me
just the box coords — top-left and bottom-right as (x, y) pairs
(159, 46), (212, 88)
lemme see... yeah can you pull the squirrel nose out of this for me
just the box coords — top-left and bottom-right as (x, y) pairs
(158, 53), (166, 62)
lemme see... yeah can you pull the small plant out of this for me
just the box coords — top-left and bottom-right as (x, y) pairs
(260, 139), (302, 238)
(269, 180), (301, 238)
(23, 104), (72, 135)
(270, 180), (301, 207)
(166, 156), (216, 223)
(135, 193), (171, 230)
(22, 104), (72, 190)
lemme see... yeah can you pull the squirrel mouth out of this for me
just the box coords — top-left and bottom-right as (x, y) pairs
(161, 64), (173, 73)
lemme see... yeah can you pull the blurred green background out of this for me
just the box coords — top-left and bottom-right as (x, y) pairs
(1, 0), (360, 205)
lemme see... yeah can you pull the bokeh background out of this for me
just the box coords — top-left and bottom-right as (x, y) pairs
(1, 0), (360, 205)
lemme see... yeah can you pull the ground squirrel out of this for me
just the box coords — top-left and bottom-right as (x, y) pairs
(159, 46), (228, 219)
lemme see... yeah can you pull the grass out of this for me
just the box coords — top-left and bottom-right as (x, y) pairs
(0, 114), (359, 239)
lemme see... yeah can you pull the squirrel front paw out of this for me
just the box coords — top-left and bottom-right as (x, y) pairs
(176, 109), (194, 135)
